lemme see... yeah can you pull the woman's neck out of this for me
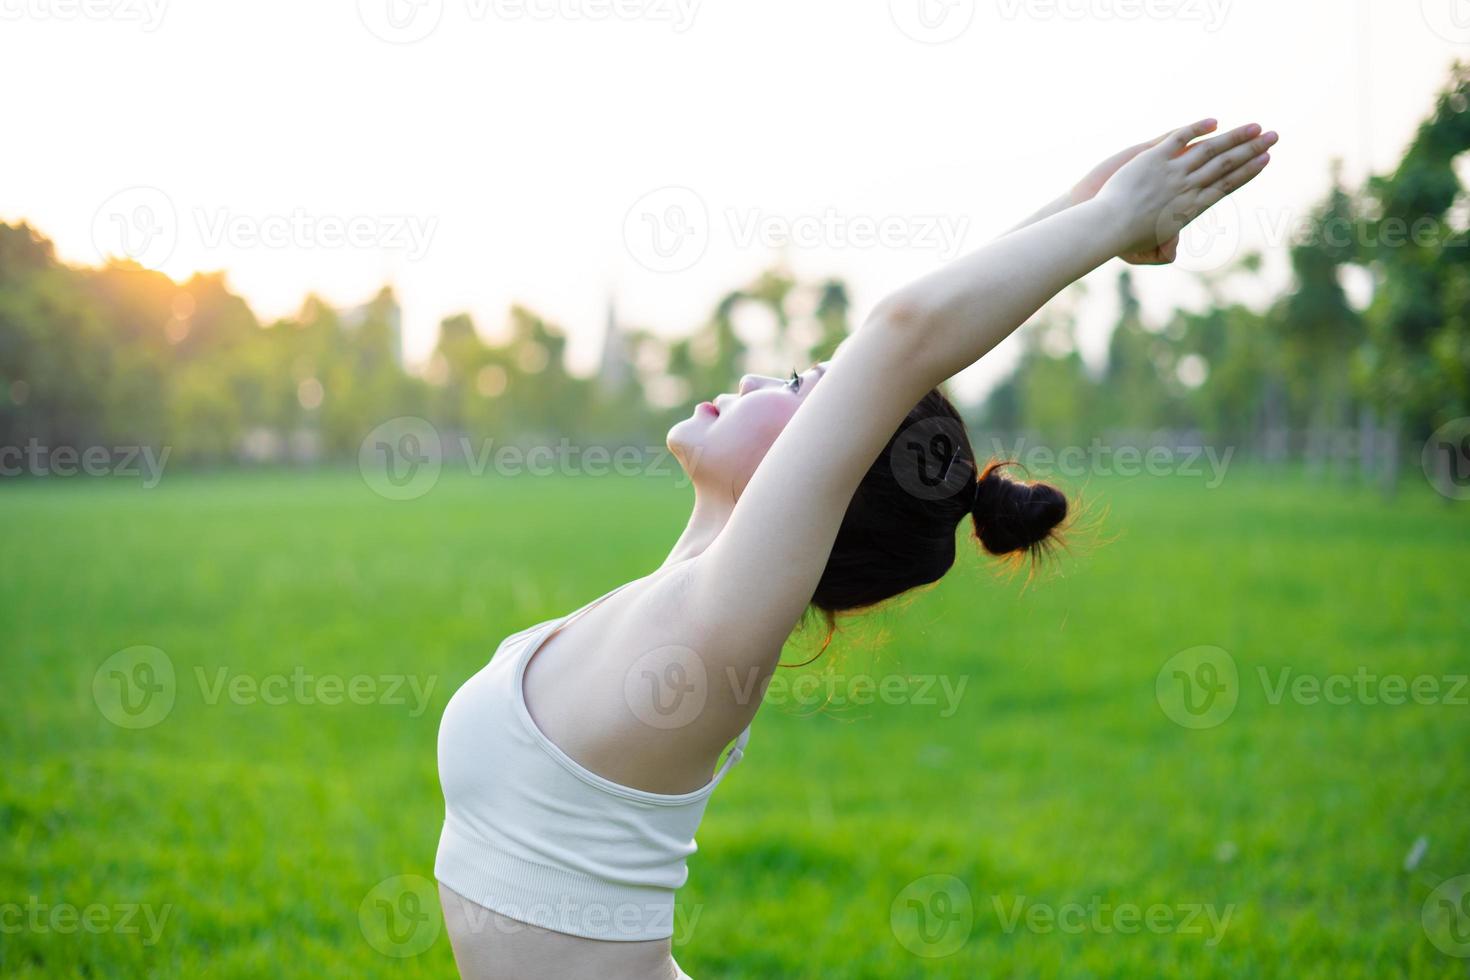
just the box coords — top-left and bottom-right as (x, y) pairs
(661, 488), (735, 568)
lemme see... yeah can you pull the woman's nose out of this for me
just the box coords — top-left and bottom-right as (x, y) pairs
(737, 374), (772, 396)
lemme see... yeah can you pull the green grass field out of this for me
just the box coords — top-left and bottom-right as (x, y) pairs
(3, 464), (1467, 978)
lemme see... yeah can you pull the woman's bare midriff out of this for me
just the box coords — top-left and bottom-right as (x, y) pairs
(439, 883), (686, 980)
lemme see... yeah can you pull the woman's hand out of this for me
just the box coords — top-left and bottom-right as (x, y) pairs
(1094, 118), (1278, 260)
(1069, 134), (1179, 264)
(1070, 138), (1164, 206)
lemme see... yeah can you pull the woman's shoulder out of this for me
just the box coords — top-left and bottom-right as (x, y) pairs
(521, 562), (770, 793)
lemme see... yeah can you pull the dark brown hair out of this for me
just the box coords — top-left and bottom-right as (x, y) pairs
(798, 387), (1067, 659)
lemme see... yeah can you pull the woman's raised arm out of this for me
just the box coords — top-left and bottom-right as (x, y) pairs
(683, 118), (1276, 665)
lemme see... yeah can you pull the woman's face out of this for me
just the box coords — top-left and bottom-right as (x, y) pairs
(667, 361), (829, 496)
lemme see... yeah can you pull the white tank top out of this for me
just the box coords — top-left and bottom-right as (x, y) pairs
(434, 580), (753, 942)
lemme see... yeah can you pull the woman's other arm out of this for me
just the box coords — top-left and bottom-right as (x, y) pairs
(686, 117), (1276, 664)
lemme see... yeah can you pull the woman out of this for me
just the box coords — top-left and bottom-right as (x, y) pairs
(434, 117), (1277, 979)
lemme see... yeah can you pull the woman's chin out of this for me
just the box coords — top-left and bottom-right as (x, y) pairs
(667, 407), (715, 445)
(666, 421), (700, 465)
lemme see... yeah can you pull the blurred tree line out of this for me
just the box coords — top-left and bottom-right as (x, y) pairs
(1, 64), (1466, 491)
(0, 224), (851, 464)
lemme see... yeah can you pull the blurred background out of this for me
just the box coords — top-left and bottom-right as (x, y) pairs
(2, 1), (1468, 977)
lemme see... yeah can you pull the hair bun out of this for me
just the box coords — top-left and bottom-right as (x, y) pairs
(970, 461), (1067, 557)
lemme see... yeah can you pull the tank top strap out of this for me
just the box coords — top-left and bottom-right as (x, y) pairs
(538, 579), (638, 646)
(532, 574), (753, 783)
(711, 723), (752, 781)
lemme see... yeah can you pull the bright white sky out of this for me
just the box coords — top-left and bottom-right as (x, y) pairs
(2, 0), (1465, 399)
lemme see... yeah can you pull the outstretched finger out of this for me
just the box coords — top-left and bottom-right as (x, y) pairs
(1156, 118), (1218, 156)
(1142, 132), (1188, 160)
(1200, 150), (1272, 206)
(1181, 123), (1265, 173)
(1195, 129), (1278, 185)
